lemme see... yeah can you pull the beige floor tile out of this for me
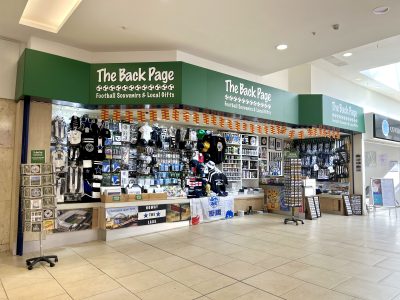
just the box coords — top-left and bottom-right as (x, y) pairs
(335, 251), (387, 266)
(333, 278), (400, 300)
(256, 255), (291, 270)
(167, 264), (220, 287)
(282, 282), (353, 300)
(376, 258), (400, 271)
(213, 260), (266, 280)
(272, 261), (310, 275)
(297, 253), (350, 270)
(0, 262), (45, 278)
(235, 289), (281, 300)
(292, 266), (351, 289)
(47, 263), (104, 284)
(201, 241), (245, 255)
(379, 271), (400, 288)
(206, 282), (255, 300)
(99, 259), (150, 278)
(105, 237), (139, 248)
(0, 268), (53, 290)
(113, 241), (155, 254)
(6, 279), (65, 300)
(45, 293), (72, 300)
(62, 274), (120, 299)
(138, 281), (201, 300)
(72, 244), (117, 258)
(87, 252), (131, 268)
(243, 270), (304, 296)
(169, 245), (210, 259)
(127, 248), (172, 263)
(83, 287), (140, 300)
(190, 252), (235, 268)
(0, 283), (7, 300)
(265, 246), (311, 259)
(229, 249), (270, 264)
(45, 254), (89, 270)
(118, 269), (172, 293)
(151, 240), (188, 251)
(146, 255), (194, 273)
(191, 274), (237, 294)
(333, 262), (392, 282)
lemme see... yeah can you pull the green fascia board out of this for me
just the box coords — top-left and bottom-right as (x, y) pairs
(298, 94), (323, 125)
(322, 95), (365, 133)
(299, 94), (365, 133)
(17, 49), (90, 104)
(182, 62), (299, 124)
(15, 49), (365, 132)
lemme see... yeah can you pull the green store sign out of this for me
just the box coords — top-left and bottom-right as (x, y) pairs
(299, 95), (365, 132)
(16, 49), (365, 132)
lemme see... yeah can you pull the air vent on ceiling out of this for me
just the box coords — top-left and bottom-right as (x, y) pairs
(323, 56), (349, 67)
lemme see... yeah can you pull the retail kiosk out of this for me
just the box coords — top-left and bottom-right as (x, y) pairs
(15, 49), (365, 254)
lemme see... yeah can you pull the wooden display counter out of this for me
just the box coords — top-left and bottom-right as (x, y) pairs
(318, 194), (344, 215)
(233, 193), (265, 212)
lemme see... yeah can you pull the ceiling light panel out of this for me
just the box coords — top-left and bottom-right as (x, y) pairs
(19, 0), (82, 33)
(276, 44), (288, 50)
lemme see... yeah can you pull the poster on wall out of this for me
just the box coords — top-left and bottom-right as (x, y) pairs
(55, 208), (93, 232)
(106, 206), (138, 230)
(166, 203), (191, 222)
(365, 151), (377, 168)
(266, 186), (285, 211)
(371, 178), (396, 207)
(190, 196), (234, 225)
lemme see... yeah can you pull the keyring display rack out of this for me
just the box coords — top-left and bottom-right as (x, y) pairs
(20, 163), (58, 270)
(283, 158), (304, 225)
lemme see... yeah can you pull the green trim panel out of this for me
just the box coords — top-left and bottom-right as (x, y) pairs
(299, 94), (365, 133)
(15, 49), (365, 132)
(182, 63), (299, 124)
(17, 49), (90, 103)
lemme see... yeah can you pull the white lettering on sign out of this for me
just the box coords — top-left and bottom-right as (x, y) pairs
(97, 67), (174, 84)
(224, 80), (272, 115)
(331, 101), (359, 129)
(390, 126), (400, 135)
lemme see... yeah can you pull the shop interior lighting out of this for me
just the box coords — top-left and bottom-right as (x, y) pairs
(19, 0), (82, 33)
(276, 44), (288, 50)
(373, 6), (390, 15)
(343, 52), (353, 57)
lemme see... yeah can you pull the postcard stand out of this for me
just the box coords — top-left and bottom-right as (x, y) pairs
(283, 158), (304, 225)
(21, 164), (58, 270)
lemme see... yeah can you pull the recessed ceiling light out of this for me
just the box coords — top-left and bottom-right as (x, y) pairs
(343, 52), (352, 57)
(19, 0), (82, 33)
(355, 78), (362, 81)
(276, 44), (288, 51)
(373, 6), (390, 15)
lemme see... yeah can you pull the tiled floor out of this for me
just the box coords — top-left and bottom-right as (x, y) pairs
(2, 212), (400, 299)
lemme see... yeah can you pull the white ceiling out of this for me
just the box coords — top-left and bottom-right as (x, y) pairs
(1, 0), (400, 75)
(313, 34), (400, 101)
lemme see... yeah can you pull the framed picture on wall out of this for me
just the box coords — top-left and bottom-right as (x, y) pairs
(275, 139), (282, 151)
(269, 137), (276, 150)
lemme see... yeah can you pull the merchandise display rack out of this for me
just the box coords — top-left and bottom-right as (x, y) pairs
(21, 163), (58, 269)
(283, 158), (304, 225)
